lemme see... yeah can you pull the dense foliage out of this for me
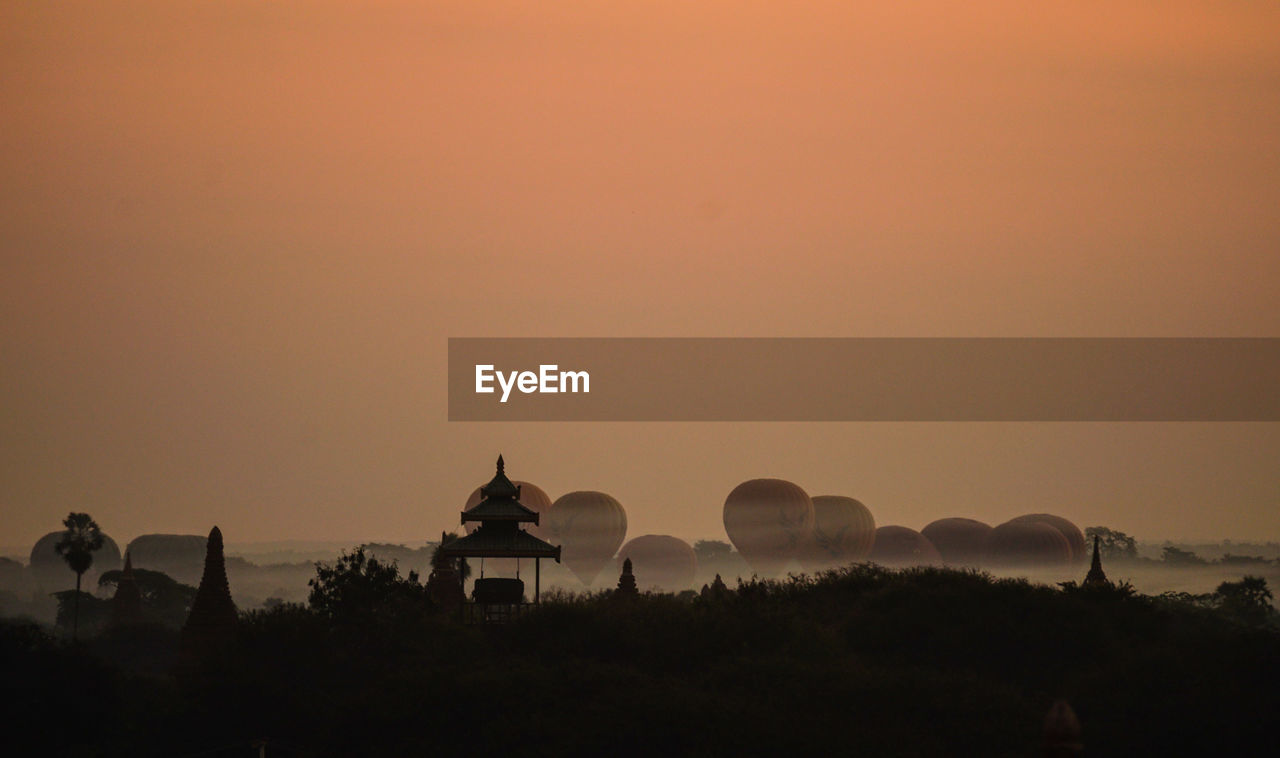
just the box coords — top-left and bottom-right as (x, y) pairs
(308, 546), (431, 629)
(48, 570), (198, 636)
(97, 567), (199, 628)
(4, 565), (1277, 757)
(54, 512), (105, 579)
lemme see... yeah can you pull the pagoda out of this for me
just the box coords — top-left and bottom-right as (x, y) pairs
(108, 551), (145, 627)
(178, 526), (238, 670)
(614, 557), (638, 599)
(438, 456), (561, 615)
(1082, 536), (1110, 588)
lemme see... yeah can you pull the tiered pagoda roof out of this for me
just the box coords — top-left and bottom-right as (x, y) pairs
(459, 455), (540, 524)
(184, 526), (237, 628)
(441, 456), (561, 561)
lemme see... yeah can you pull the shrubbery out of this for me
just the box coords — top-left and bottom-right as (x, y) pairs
(4, 564), (1277, 756)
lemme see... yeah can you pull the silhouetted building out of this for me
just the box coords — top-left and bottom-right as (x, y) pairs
(180, 526), (237, 667)
(1083, 536), (1110, 588)
(615, 558), (638, 598)
(108, 551), (144, 627)
(1043, 699), (1083, 757)
(438, 456), (561, 621)
(699, 573), (729, 601)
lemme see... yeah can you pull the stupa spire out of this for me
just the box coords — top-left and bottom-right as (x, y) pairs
(109, 550), (144, 627)
(179, 526), (238, 670)
(614, 557), (638, 598)
(1083, 535), (1109, 588)
(477, 454), (520, 501)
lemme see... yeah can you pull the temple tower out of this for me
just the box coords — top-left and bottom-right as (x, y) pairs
(179, 526), (238, 667)
(1082, 535), (1110, 588)
(438, 456), (562, 621)
(108, 551), (144, 627)
(615, 557), (638, 598)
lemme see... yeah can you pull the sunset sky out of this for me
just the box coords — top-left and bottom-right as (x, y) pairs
(3, 1), (1278, 551)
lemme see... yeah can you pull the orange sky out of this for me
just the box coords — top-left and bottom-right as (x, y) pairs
(2, 1), (1278, 551)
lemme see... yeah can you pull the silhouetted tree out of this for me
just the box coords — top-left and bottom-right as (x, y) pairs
(1220, 554), (1271, 566)
(429, 532), (471, 581)
(425, 533), (471, 610)
(1161, 546), (1207, 566)
(1084, 526), (1137, 561)
(9, 562), (1280, 755)
(1214, 576), (1274, 626)
(693, 539), (733, 561)
(52, 589), (109, 635)
(54, 512), (104, 640)
(309, 546), (430, 626)
(97, 565), (197, 628)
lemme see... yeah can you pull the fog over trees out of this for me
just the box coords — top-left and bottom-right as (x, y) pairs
(2, 507), (1278, 756)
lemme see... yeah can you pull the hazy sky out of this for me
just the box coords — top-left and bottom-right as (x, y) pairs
(3, 1), (1278, 551)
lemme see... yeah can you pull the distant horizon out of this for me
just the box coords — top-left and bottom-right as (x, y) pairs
(7, 529), (1280, 565)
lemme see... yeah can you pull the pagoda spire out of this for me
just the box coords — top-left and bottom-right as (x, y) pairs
(477, 453), (520, 501)
(614, 558), (638, 599)
(109, 551), (144, 627)
(179, 526), (238, 670)
(186, 526), (237, 628)
(1083, 535), (1109, 588)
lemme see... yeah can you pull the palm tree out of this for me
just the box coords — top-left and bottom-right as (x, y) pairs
(54, 512), (104, 640)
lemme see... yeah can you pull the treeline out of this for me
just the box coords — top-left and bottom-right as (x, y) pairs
(3, 554), (1277, 757)
(1085, 527), (1280, 566)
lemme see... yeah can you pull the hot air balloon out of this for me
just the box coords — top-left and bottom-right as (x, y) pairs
(867, 526), (941, 567)
(1009, 514), (1086, 565)
(464, 480), (553, 539)
(921, 518), (993, 566)
(723, 479), (814, 577)
(986, 520), (1072, 567)
(546, 491), (628, 586)
(29, 531), (122, 589)
(125, 534), (208, 582)
(798, 495), (876, 571)
(617, 535), (697, 592)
